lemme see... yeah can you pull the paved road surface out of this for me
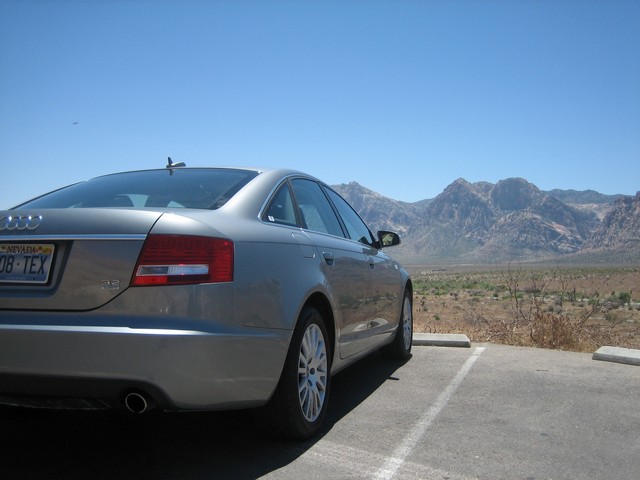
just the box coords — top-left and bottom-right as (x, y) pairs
(1, 344), (638, 479)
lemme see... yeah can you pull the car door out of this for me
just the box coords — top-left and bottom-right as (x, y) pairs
(323, 187), (404, 352)
(289, 178), (374, 359)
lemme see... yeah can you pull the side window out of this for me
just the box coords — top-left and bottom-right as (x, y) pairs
(325, 187), (376, 246)
(291, 179), (344, 237)
(263, 182), (298, 226)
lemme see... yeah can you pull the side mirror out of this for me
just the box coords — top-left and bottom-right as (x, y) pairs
(377, 231), (401, 248)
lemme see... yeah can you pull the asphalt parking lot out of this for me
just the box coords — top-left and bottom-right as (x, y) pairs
(1, 343), (638, 480)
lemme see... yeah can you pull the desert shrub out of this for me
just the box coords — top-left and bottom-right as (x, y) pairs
(528, 311), (596, 350)
(618, 291), (631, 305)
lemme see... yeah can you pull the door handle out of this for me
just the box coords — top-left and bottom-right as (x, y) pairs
(323, 252), (335, 265)
(367, 257), (375, 269)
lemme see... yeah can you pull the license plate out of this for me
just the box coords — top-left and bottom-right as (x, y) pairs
(0, 243), (55, 284)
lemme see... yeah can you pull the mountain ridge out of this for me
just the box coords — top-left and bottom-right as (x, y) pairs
(331, 179), (639, 264)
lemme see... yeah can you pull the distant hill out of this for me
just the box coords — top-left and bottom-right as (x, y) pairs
(330, 181), (422, 236)
(544, 189), (622, 205)
(332, 179), (639, 264)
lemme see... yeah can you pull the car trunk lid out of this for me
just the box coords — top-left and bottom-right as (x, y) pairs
(0, 209), (162, 311)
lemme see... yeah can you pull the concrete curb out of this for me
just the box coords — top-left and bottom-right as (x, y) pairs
(593, 346), (640, 367)
(413, 333), (471, 348)
(412, 335), (640, 365)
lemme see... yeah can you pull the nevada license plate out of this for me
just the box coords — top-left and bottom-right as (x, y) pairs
(0, 243), (55, 284)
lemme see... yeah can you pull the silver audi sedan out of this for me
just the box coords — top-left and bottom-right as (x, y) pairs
(0, 163), (412, 439)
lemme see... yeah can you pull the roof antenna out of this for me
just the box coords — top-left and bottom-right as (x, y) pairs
(166, 156), (186, 168)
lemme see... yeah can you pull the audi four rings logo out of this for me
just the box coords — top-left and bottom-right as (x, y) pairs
(0, 215), (43, 231)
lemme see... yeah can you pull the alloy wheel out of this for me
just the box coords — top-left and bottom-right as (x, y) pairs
(298, 323), (328, 423)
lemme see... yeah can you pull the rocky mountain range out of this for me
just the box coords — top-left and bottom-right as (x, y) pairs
(332, 178), (640, 265)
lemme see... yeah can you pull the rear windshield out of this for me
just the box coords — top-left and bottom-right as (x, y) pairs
(15, 168), (259, 210)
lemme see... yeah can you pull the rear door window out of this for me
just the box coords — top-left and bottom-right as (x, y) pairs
(324, 187), (376, 246)
(291, 179), (344, 237)
(263, 182), (298, 226)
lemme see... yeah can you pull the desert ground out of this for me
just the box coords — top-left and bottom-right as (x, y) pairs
(408, 265), (640, 352)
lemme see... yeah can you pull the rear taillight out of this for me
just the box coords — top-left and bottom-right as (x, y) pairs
(131, 235), (233, 286)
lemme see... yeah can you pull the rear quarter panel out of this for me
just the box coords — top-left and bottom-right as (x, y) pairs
(232, 224), (328, 331)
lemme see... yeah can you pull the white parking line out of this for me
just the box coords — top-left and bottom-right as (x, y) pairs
(374, 346), (487, 480)
(297, 439), (477, 480)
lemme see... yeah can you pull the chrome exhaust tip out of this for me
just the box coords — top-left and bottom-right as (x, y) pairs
(124, 391), (152, 414)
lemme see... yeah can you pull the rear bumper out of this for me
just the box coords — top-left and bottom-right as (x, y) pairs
(0, 323), (290, 411)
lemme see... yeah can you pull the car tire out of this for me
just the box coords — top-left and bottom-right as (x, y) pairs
(263, 305), (331, 440)
(382, 289), (413, 359)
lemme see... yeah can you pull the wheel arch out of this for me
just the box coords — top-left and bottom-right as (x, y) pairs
(405, 278), (414, 298)
(303, 292), (336, 363)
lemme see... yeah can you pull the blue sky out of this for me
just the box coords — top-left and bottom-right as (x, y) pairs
(1, 0), (639, 209)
